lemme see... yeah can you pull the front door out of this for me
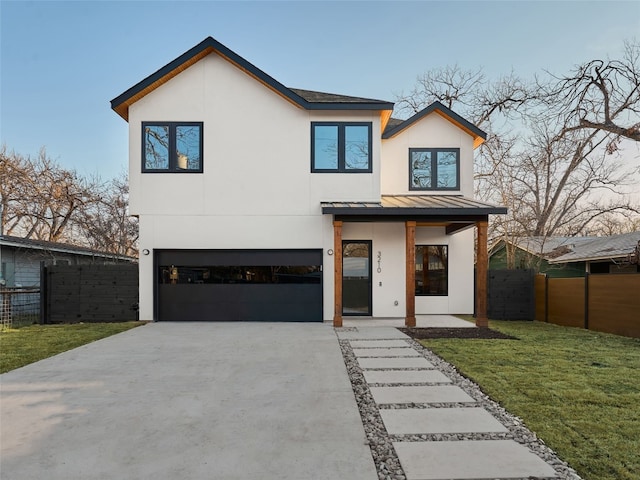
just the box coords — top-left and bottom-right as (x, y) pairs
(342, 241), (372, 315)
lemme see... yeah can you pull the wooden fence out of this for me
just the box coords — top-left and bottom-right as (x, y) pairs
(535, 273), (640, 338)
(42, 264), (138, 323)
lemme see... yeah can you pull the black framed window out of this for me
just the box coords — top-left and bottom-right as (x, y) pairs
(142, 122), (203, 173)
(311, 122), (372, 172)
(415, 245), (448, 296)
(409, 148), (459, 190)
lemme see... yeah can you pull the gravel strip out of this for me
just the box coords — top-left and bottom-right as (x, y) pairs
(337, 332), (583, 480)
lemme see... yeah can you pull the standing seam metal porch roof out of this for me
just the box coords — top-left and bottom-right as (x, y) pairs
(322, 195), (507, 216)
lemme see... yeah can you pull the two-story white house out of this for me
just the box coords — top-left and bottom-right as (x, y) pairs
(111, 36), (505, 327)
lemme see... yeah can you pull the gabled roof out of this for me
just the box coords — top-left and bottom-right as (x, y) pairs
(382, 102), (487, 149)
(0, 235), (136, 262)
(111, 36), (394, 121)
(492, 232), (640, 264)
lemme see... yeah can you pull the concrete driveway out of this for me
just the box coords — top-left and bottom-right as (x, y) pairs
(0, 323), (377, 480)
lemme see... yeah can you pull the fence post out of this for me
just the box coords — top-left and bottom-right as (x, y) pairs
(39, 262), (46, 324)
(544, 274), (549, 323)
(584, 272), (589, 330)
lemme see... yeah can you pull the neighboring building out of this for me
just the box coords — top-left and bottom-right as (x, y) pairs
(110, 36), (505, 326)
(489, 232), (640, 277)
(0, 235), (136, 288)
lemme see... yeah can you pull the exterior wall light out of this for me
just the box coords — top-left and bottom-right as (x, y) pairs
(142, 249), (150, 256)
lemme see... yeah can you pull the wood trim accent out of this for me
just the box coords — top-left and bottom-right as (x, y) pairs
(475, 220), (489, 327)
(333, 221), (343, 327)
(115, 46), (216, 121)
(405, 221), (416, 327)
(434, 109), (485, 148)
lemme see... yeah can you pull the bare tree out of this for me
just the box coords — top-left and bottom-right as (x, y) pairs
(79, 173), (139, 256)
(396, 41), (640, 268)
(544, 40), (640, 145)
(0, 146), (138, 256)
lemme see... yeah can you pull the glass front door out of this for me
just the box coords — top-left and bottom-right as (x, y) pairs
(342, 241), (372, 315)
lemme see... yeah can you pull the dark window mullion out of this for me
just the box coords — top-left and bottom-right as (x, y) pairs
(168, 123), (176, 170)
(430, 150), (438, 189)
(337, 124), (345, 171)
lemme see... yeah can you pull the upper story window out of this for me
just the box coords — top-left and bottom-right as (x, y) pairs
(409, 148), (460, 190)
(311, 122), (372, 173)
(142, 122), (203, 173)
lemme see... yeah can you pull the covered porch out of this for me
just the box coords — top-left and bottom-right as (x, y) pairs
(322, 195), (507, 328)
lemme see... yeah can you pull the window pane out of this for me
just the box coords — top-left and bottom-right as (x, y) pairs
(176, 125), (201, 170)
(436, 151), (458, 188)
(144, 125), (169, 170)
(314, 125), (338, 169)
(158, 265), (321, 284)
(410, 151), (431, 189)
(415, 245), (448, 295)
(345, 125), (370, 170)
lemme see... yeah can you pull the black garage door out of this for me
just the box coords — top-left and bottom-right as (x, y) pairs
(156, 249), (322, 322)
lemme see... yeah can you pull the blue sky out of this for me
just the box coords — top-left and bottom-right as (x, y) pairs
(1, 0), (639, 179)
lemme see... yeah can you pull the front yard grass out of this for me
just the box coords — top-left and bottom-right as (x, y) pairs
(0, 322), (145, 374)
(419, 319), (640, 480)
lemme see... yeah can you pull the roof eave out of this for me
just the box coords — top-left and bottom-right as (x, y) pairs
(1, 239), (135, 261)
(382, 101), (487, 148)
(321, 206), (507, 216)
(548, 254), (630, 264)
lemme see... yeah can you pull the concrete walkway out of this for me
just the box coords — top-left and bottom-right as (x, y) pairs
(0, 323), (376, 480)
(338, 325), (559, 480)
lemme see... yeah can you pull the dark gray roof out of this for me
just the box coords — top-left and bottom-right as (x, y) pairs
(289, 88), (392, 105)
(494, 232), (640, 263)
(385, 117), (405, 130)
(546, 232), (640, 263)
(0, 235), (136, 261)
(322, 195), (507, 217)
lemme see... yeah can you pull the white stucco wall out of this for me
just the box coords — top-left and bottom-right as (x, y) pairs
(127, 53), (382, 320)
(380, 114), (476, 197)
(126, 51), (479, 321)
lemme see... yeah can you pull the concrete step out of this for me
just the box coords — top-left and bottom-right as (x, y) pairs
(363, 370), (451, 385)
(358, 357), (434, 370)
(369, 385), (475, 404)
(352, 347), (421, 358)
(393, 440), (557, 479)
(380, 407), (508, 435)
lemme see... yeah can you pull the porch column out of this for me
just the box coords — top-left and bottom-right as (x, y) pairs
(333, 220), (343, 327)
(405, 221), (416, 327)
(476, 219), (489, 327)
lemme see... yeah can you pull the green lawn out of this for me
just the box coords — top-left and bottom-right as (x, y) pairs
(420, 319), (640, 480)
(0, 322), (145, 374)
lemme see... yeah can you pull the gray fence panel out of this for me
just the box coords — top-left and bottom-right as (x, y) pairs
(44, 264), (138, 323)
(487, 269), (535, 320)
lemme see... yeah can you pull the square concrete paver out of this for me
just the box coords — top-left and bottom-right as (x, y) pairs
(394, 440), (557, 479)
(349, 340), (409, 348)
(363, 370), (451, 385)
(336, 327), (409, 340)
(352, 348), (420, 358)
(380, 408), (508, 434)
(369, 386), (475, 404)
(358, 357), (434, 370)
